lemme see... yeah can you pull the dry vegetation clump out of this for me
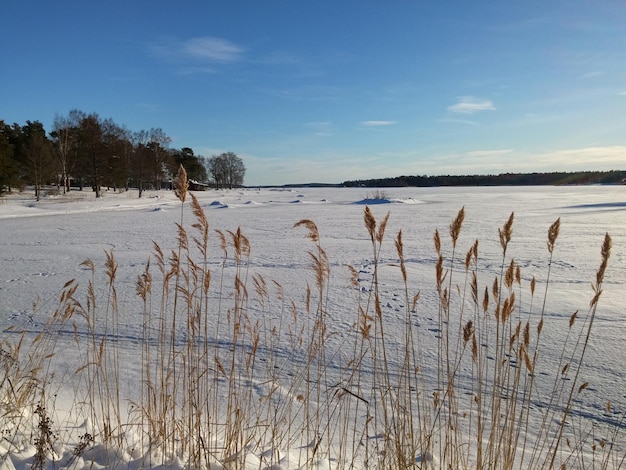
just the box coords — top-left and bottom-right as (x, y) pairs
(0, 166), (623, 469)
(365, 189), (389, 201)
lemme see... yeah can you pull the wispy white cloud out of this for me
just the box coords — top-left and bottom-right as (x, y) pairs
(578, 71), (604, 80)
(182, 37), (244, 62)
(176, 66), (217, 76)
(437, 118), (479, 127)
(457, 146), (626, 175)
(448, 96), (495, 114)
(360, 120), (397, 127)
(466, 149), (513, 157)
(535, 146), (626, 168)
(305, 121), (332, 127)
(390, 145), (626, 180)
(150, 36), (244, 64)
(620, 91), (626, 96)
(304, 121), (333, 136)
(263, 85), (342, 101)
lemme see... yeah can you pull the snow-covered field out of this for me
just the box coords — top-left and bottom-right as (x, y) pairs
(0, 185), (625, 469)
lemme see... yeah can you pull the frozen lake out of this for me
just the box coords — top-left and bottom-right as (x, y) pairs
(0, 184), (625, 468)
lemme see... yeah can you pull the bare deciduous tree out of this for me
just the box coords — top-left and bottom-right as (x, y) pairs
(207, 152), (245, 189)
(148, 128), (171, 190)
(50, 109), (84, 194)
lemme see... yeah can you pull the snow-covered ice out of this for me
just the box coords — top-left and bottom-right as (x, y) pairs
(0, 185), (625, 468)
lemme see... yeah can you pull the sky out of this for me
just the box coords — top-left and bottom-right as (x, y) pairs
(2, 1), (626, 186)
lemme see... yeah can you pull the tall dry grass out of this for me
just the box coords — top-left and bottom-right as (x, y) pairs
(0, 170), (623, 468)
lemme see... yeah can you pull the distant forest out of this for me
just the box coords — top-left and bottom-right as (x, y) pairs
(343, 170), (626, 188)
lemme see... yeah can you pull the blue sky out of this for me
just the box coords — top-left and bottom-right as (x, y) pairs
(2, 1), (626, 186)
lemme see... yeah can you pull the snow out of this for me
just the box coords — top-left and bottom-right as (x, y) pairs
(0, 185), (625, 468)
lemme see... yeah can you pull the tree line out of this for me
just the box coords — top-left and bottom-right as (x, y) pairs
(343, 170), (626, 188)
(0, 110), (245, 200)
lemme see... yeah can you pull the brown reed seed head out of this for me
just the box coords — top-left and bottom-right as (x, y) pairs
(472, 335), (478, 363)
(364, 206), (376, 241)
(471, 272), (478, 305)
(501, 295), (514, 323)
(435, 254), (444, 289)
(547, 217), (561, 254)
(505, 259), (515, 289)
(271, 280), (284, 302)
(215, 229), (227, 253)
(524, 350), (534, 374)
(176, 223), (189, 251)
(309, 248), (330, 289)
(524, 321), (530, 346)
(395, 230), (408, 281)
(253, 274), (268, 301)
(433, 229), (441, 254)
(376, 212), (390, 243)
(375, 292), (383, 318)
(80, 259), (95, 273)
(602, 232), (612, 260)
(294, 219), (320, 243)
(135, 267), (152, 301)
(190, 193), (209, 233)
(596, 232), (612, 285)
(228, 227), (250, 262)
(173, 165), (189, 203)
(499, 212), (514, 253)
(449, 206), (465, 248)
(359, 305), (372, 338)
(105, 250), (117, 284)
(482, 286), (489, 313)
(346, 265), (360, 287)
(590, 233), (612, 306)
(152, 241), (165, 274)
(463, 320), (474, 344)
(510, 322), (520, 347)
(466, 240), (478, 271)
